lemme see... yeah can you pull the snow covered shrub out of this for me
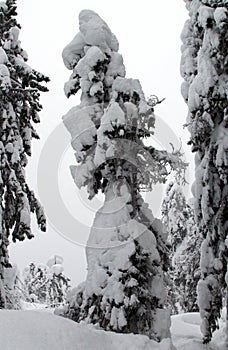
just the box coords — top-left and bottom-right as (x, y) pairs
(0, 0), (49, 307)
(181, 0), (228, 343)
(60, 9), (187, 342)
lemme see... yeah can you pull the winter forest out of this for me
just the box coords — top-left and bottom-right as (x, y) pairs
(0, 0), (227, 349)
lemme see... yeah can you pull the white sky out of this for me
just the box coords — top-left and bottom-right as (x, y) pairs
(9, 0), (193, 286)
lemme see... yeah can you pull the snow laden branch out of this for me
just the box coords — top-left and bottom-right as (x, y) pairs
(60, 9), (186, 345)
(0, 0), (49, 307)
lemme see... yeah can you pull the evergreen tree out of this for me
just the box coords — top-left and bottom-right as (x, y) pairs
(173, 202), (202, 313)
(60, 10), (186, 342)
(162, 183), (201, 314)
(23, 263), (47, 303)
(23, 257), (70, 307)
(161, 181), (189, 315)
(181, 0), (228, 343)
(46, 255), (70, 307)
(0, 0), (49, 307)
(162, 181), (189, 253)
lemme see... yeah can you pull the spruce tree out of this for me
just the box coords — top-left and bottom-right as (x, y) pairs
(181, 0), (228, 343)
(46, 255), (70, 307)
(161, 181), (189, 253)
(61, 10), (186, 342)
(23, 257), (70, 307)
(161, 181), (189, 314)
(0, 0), (49, 307)
(162, 183), (201, 314)
(23, 263), (48, 303)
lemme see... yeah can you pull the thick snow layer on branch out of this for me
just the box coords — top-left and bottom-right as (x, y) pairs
(0, 64), (11, 89)
(62, 32), (85, 70)
(198, 6), (214, 28)
(62, 10), (119, 70)
(70, 156), (95, 188)
(46, 255), (64, 268)
(79, 10), (119, 52)
(214, 7), (227, 25)
(14, 56), (32, 74)
(0, 1), (7, 10)
(0, 48), (8, 64)
(51, 264), (64, 276)
(63, 105), (96, 154)
(76, 46), (106, 77)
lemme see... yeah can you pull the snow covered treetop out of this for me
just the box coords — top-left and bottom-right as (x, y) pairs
(63, 9), (119, 70)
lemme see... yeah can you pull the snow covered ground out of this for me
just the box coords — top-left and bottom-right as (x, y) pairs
(0, 309), (226, 350)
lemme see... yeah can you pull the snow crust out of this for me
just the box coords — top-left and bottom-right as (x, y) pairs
(0, 310), (227, 350)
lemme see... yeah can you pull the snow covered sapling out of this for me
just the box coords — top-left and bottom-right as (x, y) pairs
(23, 256), (70, 306)
(181, 0), (228, 343)
(46, 255), (70, 307)
(161, 181), (189, 314)
(162, 181), (189, 253)
(174, 203), (202, 313)
(162, 186), (202, 313)
(23, 263), (48, 303)
(61, 9), (187, 342)
(0, 0), (49, 307)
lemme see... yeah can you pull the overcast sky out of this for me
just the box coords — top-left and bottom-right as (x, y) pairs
(9, 0), (193, 286)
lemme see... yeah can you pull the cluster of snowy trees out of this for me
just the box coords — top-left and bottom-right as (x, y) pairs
(1, 255), (70, 309)
(23, 255), (70, 307)
(0, 0), (49, 308)
(0, 0), (227, 347)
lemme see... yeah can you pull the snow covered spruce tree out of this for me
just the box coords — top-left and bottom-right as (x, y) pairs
(46, 255), (70, 307)
(161, 181), (189, 314)
(162, 186), (202, 313)
(162, 181), (189, 254)
(23, 256), (70, 306)
(23, 263), (48, 303)
(0, 0), (49, 308)
(174, 202), (202, 313)
(60, 10), (186, 341)
(181, 0), (228, 343)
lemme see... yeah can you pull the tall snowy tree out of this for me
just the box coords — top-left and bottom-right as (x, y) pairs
(161, 181), (189, 315)
(162, 183), (201, 314)
(181, 0), (228, 343)
(0, 0), (49, 308)
(173, 202), (202, 313)
(162, 181), (189, 253)
(60, 10), (186, 342)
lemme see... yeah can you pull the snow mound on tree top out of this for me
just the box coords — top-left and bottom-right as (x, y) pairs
(62, 9), (119, 70)
(0, 310), (174, 350)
